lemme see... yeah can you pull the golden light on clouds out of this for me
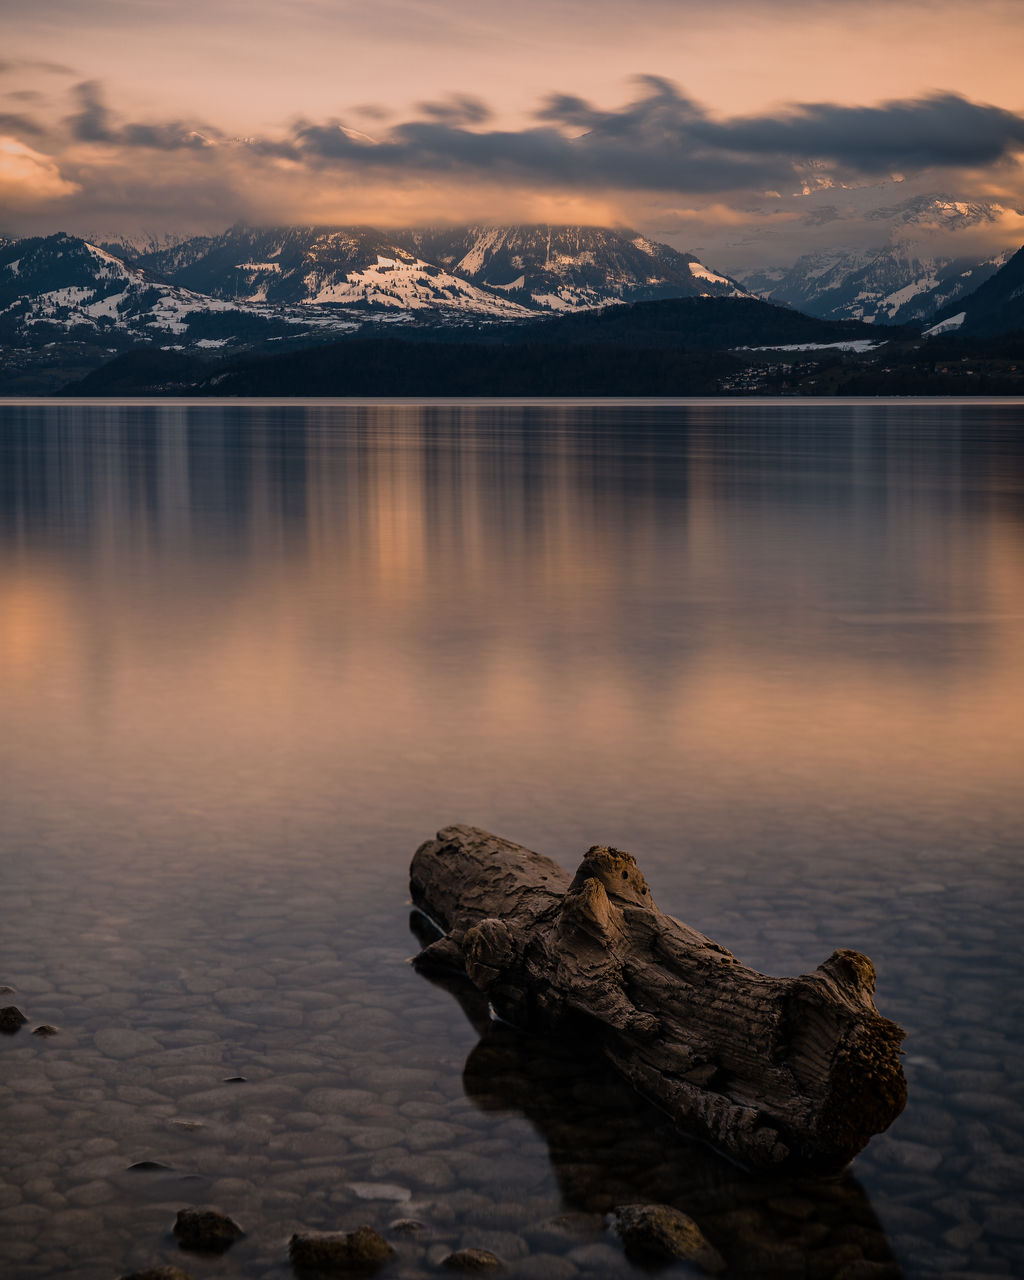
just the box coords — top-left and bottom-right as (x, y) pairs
(1, 0), (1022, 252)
(277, 178), (629, 233)
(0, 136), (79, 207)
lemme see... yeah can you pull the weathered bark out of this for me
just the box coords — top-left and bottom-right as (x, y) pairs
(410, 824), (907, 1174)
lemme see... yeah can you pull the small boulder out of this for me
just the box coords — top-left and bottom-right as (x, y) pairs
(0, 1006), (28, 1034)
(289, 1226), (393, 1273)
(440, 1249), (503, 1271)
(613, 1204), (725, 1273)
(32, 1024), (59, 1037)
(388, 1218), (426, 1236)
(173, 1207), (244, 1253)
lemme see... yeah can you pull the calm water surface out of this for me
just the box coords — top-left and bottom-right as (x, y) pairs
(1, 401), (1022, 1279)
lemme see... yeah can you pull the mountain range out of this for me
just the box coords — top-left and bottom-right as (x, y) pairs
(1, 215), (1023, 394)
(105, 223), (749, 314)
(740, 197), (1020, 325)
(0, 224), (753, 391)
(925, 244), (1024, 337)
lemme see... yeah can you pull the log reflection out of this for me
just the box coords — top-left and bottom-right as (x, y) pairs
(413, 918), (900, 1279)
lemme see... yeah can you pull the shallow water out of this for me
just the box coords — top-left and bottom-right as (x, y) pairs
(0, 400), (1022, 1279)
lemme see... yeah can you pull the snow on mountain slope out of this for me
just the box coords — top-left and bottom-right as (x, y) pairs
(299, 252), (532, 316)
(923, 312), (966, 337)
(743, 245), (1014, 325)
(130, 225), (531, 318)
(127, 223), (748, 315)
(864, 195), (1016, 234)
(0, 233), (364, 349)
(398, 224), (749, 310)
(687, 260), (739, 289)
(740, 195), (1021, 325)
(1, 223), (757, 376)
(927, 244), (1024, 337)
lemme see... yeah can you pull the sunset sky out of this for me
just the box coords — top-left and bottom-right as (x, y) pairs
(2, 0), (1024, 267)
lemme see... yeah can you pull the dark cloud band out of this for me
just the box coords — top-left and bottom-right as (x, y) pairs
(66, 81), (219, 150)
(286, 79), (1024, 192)
(5, 76), (1023, 237)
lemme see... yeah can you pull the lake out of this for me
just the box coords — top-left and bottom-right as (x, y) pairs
(1, 399), (1022, 1279)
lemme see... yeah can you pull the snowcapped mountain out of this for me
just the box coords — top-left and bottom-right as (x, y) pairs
(0, 223), (759, 392)
(396, 225), (749, 310)
(743, 246), (1014, 326)
(126, 223), (748, 314)
(1, 234), (229, 342)
(926, 244), (1024, 337)
(864, 195), (1015, 234)
(99, 230), (194, 260)
(127, 225), (534, 318)
(741, 195), (1021, 325)
(0, 232), (373, 350)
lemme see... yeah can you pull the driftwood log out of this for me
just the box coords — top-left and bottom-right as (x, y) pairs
(410, 825), (907, 1174)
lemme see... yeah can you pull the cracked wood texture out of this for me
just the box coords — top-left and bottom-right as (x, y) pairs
(410, 824), (907, 1174)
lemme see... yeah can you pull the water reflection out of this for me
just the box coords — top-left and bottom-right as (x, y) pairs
(1, 401), (1022, 1279)
(1, 401), (1022, 873)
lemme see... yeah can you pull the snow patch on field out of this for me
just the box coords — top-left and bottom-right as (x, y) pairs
(878, 275), (938, 315)
(456, 229), (507, 277)
(531, 289), (627, 312)
(688, 260), (747, 296)
(530, 292), (575, 311)
(488, 275), (526, 292)
(923, 312), (966, 336)
(82, 291), (127, 318)
(739, 339), (883, 353)
(302, 254), (531, 315)
(34, 286), (94, 310)
(145, 291), (240, 333)
(688, 261), (731, 285)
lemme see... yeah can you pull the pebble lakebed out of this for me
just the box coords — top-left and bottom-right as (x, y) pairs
(1, 843), (1022, 1280)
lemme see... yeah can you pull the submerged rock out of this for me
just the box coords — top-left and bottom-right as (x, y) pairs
(388, 1218), (426, 1235)
(0, 1006), (28, 1033)
(32, 1024), (59, 1037)
(173, 1207), (244, 1252)
(613, 1204), (725, 1273)
(289, 1226), (393, 1272)
(440, 1248), (503, 1271)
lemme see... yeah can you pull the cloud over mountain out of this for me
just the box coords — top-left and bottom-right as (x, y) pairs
(0, 135), (80, 207)
(2, 76), (1023, 266)
(68, 81), (219, 150)
(286, 79), (1024, 192)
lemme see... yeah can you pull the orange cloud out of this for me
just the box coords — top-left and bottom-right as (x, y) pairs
(0, 135), (79, 206)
